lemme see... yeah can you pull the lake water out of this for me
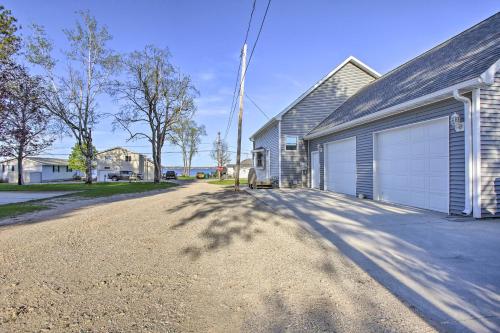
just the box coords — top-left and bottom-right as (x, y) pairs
(163, 167), (217, 177)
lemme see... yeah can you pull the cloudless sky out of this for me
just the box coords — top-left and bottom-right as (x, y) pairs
(4, 0), (499, 166)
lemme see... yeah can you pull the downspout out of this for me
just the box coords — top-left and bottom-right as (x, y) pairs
(453, 90), (473, 215)
(278, 120), (282, 188)
(471, 89), (482, 218)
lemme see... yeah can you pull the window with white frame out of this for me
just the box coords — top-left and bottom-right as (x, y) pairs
(285, 135), (298, 150)
(125, 155), (132, 162)
(255, 151), (264, 168)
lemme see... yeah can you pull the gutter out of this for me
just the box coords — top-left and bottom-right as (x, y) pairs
(304, 77), (482, 140)
(453, 90), (473, 216)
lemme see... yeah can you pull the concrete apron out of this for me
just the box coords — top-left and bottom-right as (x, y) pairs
(245, 188), (500, 333)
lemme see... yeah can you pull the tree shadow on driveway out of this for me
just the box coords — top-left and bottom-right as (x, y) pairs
(167, 189), (267, 260)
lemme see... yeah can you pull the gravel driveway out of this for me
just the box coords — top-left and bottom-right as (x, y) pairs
(0, 182), (434, 332)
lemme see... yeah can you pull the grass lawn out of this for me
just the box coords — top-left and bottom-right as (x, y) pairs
(0, 202), (49, 219)
(0, 182), (178, 219)
(0, 182), (177, 198)
(177, 175), (196, 180)
(207, 179), (248, 186)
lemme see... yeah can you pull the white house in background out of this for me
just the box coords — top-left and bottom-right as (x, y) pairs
(96, 147), (155, 181)
(0, 157), (76, 184)
(226, 158), (252, 179)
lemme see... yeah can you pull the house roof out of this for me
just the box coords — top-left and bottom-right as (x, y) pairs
(0, 157), (69, 166)
(97, 146), (154, 163)
(249, 56), (380, 140)
(307, 12), (500, 138)
(227, 158), (252, 168)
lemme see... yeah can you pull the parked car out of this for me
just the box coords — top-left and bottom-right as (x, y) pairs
(164, 171), (177, 180)
(108, 171), (139, 181)
(196, 172), (205, 179)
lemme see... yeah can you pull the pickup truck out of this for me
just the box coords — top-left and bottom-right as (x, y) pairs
(107, 171), (142, 181)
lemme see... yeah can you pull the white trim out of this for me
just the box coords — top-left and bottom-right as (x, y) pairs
(249, 118), (278, 142)
(372, 132), (378, 200)
(278, 120), (282, 187)
(304, 77), (483, 140)
(284, 135), (298, 151)
(323, 136), (357, 195)
(311, 150), (320, 189)
(372, 115), (450, 135)
(249, 56), (379, 140)
(308, 140), (310, 188)
(372, 116), (450, 214)
(480, 58), (500, 85)
(472, 88), (482, 218)
(453, 90), (473, 215)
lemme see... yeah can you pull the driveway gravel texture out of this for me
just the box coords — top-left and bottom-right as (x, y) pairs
(0, 182), (435, 332)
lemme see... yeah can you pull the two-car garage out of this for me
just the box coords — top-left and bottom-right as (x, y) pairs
(319, 117), (450, 213)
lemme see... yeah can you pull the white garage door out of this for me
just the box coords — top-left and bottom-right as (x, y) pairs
(325, 137), (356, 196)
(374, 117), (449, 213)
(29, 172), (42, 183)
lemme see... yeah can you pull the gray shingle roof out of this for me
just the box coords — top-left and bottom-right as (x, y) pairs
(309, 12), (500, 136)
(28, 157), (69, 166)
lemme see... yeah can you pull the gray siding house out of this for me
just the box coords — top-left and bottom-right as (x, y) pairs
(305, 13), (500, 218)
(0, 157), (76, 183)
(250, 56), (380, 187)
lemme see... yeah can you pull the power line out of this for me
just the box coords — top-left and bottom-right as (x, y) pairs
(224, 0), (257, 140)
(245, 93), (270, 119)
(225, 0), (272, 140)
(38, 150), (251, 156)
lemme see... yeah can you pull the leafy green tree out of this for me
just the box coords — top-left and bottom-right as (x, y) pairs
(68, 143), (97, 174)
(0, 5), (20, 60)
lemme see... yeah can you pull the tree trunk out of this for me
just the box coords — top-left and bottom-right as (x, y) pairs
(85, 142), (93, 184)
(85, 154), (93, 184)
(153, 146), (161, 183)
(17, 155), (24, 185)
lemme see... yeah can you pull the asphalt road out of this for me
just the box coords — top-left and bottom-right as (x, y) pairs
(0, 182), (434, 332)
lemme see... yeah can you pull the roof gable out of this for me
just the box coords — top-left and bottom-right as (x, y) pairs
(250, 56), (379, 140)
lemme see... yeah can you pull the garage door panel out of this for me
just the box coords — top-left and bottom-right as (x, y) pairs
(411, 142), (426, 156)
(325, 137), (356, 196)
(430, 157), (448, 173)
(375, 117), (449, 213)
(409, 176), (426, 190)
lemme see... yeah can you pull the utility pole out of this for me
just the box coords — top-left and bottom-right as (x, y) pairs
(235, 43), (247, 191)
(217, 131), (222, 180)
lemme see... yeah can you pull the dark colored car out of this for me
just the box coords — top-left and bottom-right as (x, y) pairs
(164, 171), (177, 180)
(108, 171), (138, 181)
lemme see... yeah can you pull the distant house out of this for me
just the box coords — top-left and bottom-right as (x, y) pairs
(226, 158), (252, 178)
(96, 147), (155, 181)
(0, 157), (76, 184)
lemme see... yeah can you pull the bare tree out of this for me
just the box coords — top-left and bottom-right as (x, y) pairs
(26, 12), (118, 183)
(0, 65), (54, 184)
(113, 45), (197, 183)
(210, 136), (231, 179)
(169, 118), (206, 176)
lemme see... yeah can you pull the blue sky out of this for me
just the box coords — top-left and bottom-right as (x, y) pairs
(4, 0), (499, 166)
